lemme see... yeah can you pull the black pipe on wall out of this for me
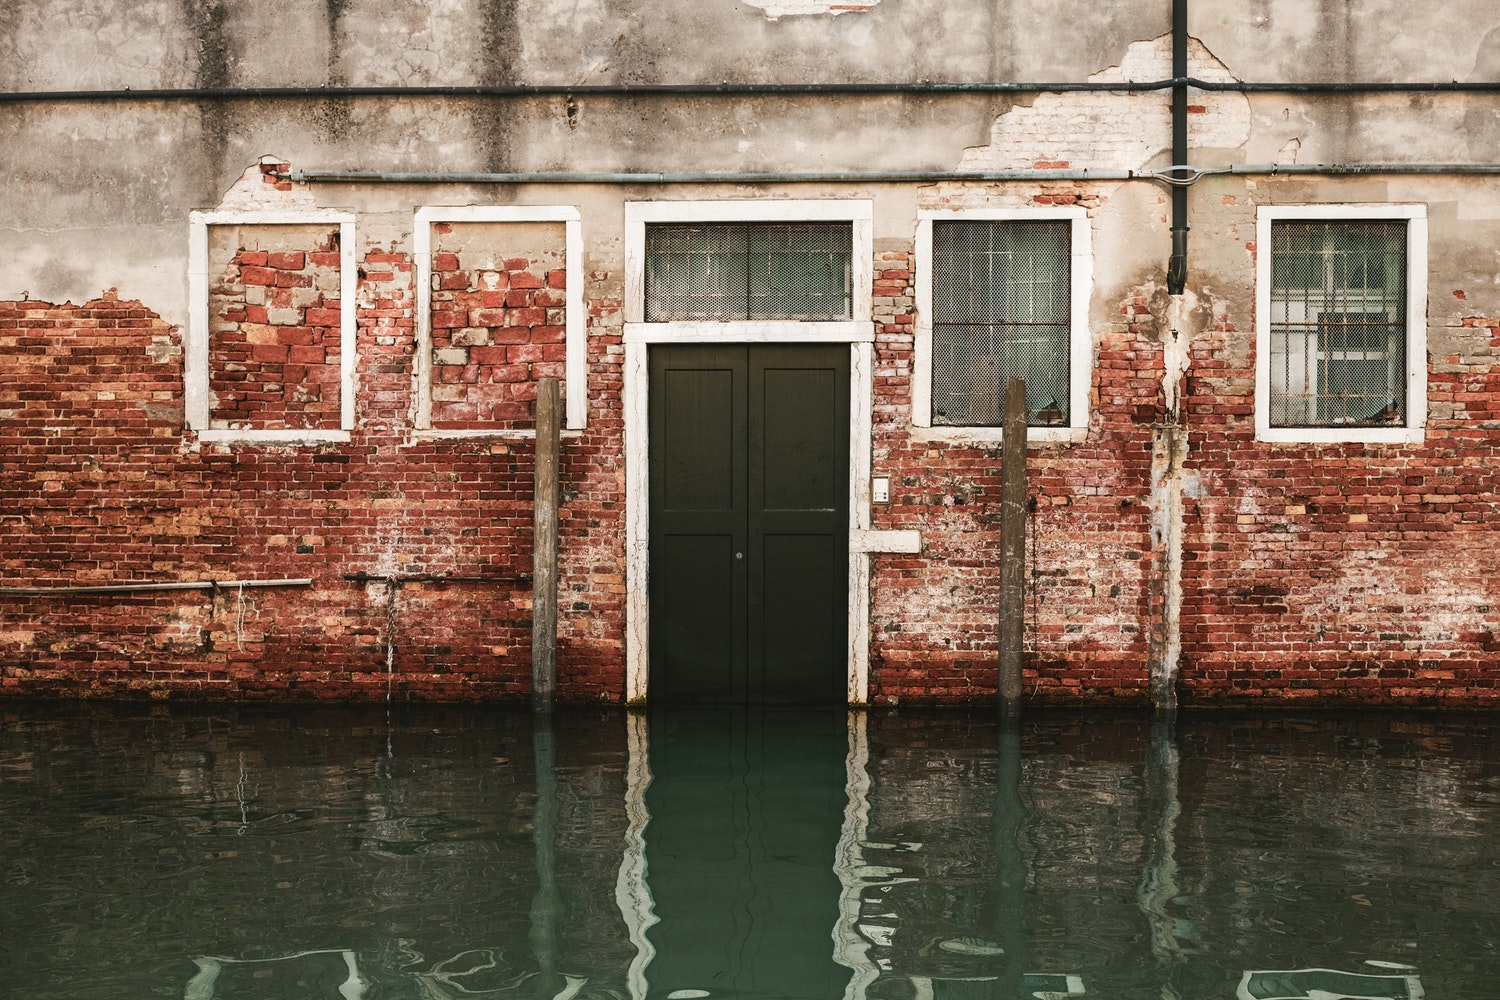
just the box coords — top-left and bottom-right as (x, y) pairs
(1167, 0), (1190, 296)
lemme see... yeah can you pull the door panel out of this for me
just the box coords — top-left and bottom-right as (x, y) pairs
(759, 365), (841, 511)
(651, 347), (748, 701)
(759, 532), (845, 702)
(650, 344), (849, 703)
(655, 534), (740, 700)
(660, 367), (737, 512)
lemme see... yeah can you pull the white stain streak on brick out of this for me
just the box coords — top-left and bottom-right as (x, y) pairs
(960, 35), (1251, 172)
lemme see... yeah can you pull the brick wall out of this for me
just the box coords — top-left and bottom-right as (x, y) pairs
(862, 193), (1498, 708)
(3, 210), (1498, 707)
(1175, 305), (1500, 707)
(0, 251), (626, 701)
(867, 242), (1162, 706)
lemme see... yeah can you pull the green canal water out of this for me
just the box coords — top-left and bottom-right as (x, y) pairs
(1, 703), (1496, 999)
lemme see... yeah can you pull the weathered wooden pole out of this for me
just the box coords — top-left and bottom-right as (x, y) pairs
(532, 377), (560, 714)
(998, 377), (1027, 718)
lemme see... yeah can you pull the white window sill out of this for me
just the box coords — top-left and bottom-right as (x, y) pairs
(909, 424), (1089, 446)
(1255, 424), (1425, 445)
(197, 429), (352, 445)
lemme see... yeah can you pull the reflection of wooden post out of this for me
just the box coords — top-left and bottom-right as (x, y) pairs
(529, 714), (561, 997)
(999, 378), (1026, 718)
(533, 378), (560, 714)
(993, 718), (1029, 999)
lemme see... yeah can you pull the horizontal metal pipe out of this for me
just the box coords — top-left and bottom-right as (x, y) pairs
(1191, 78), (1500, 94)
(0, 81), (1168, 105)
(1230, 162), (1500, 175)
(287, 168), (1144, 185)
(286, 162), (1500, 186)
(0, 578), (312, 596)
(7, 77), (1500, 106)
(343, 573), (530, 584)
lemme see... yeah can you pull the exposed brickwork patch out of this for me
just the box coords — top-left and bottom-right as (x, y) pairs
(209, 227), (342, 430)
(429, 244), (567, 429)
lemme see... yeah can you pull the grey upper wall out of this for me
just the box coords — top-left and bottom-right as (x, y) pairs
(1, 0), (1166, 91)
(6, 0), (1499, 92)
(1193, 0), (1500, 83)
(5, 0), (1500, 308)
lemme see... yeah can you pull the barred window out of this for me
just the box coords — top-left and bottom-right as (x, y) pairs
(931, 219), (1071, 427)
(644, 222), (853, 322)
(1268, 221), (1407, 427)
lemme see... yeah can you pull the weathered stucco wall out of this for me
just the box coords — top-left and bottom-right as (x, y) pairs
(3, 0), (1499, 705)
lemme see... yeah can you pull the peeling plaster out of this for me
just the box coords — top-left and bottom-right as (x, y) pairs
(960, 34), (1251, 173)
(740, 0), (880, 20)
(1147, 418), (1188, 713)
(215, 156), (319, 213)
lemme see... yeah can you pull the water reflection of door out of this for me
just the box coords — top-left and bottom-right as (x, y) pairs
(640, 708), (852, 999)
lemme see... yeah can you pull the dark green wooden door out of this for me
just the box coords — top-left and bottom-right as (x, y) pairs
(649, 344), (849, 704)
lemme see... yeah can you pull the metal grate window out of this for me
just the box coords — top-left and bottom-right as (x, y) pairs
(645, 222), (853, 322)
(1269, 221), (1407, 427)
(931, 220), (1071, 426)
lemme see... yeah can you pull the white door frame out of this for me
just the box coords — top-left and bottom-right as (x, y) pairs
(620, 199), (919, 705)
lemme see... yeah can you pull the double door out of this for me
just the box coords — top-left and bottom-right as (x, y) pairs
(648, 344), (850, 704)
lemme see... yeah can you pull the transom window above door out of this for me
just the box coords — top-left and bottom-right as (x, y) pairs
(645, 222), (853, 322)
(624, 200), (873, 344)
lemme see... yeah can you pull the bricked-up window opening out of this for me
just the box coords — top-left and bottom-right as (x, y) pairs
(428, 221), (567, 430)
(931, 220), (1071, 426)
(644, 222), (853, 321)
(1269, 221), (1407, 427)
(209, 227), (344, 431)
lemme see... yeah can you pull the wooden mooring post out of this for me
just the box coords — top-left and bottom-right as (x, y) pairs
(998, 377), (1026, 718)
(532, 377), (560, 714)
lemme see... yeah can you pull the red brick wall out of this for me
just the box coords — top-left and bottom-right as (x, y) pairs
(428, 233), (568, 430)
(864, 220), (1499, 708)
(3, 225), (1498, 707)
(0, 251), (626, 702)
(1175, 309), (1500, 707)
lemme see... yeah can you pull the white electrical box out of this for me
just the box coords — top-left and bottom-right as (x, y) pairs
(872, 477), (890, 504)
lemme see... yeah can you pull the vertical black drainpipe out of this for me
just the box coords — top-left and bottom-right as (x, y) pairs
(1150, 0), (1190, 719)
(1168, 0), (1189, 295)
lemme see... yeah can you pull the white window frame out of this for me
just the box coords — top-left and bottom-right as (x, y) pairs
(913, 207), (1092, 444)
(623, 200), (874, 344)
(1255, 204), (1427, 445)
(187, 210), (357, 444)
(413, 206), (586, 437)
